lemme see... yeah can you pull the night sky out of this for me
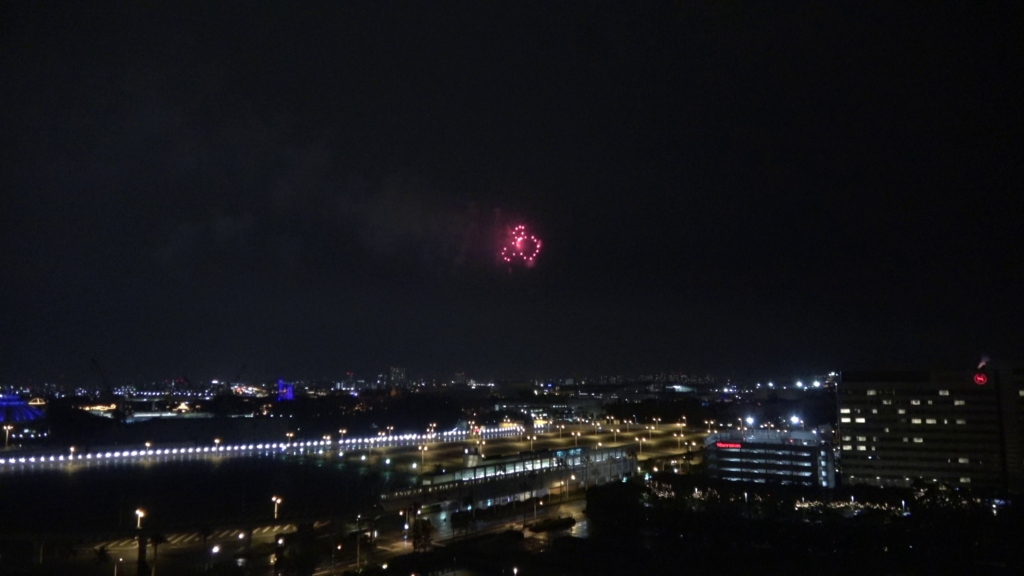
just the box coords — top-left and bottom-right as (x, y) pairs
(2, 2), (1021, 383)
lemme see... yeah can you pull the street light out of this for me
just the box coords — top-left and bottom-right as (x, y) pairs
(70, 446), (75, 460)
(285, 432), (294, 445)
(613, 428), (620, 442)
(338, 429), (347, 442)
(135, 509), (145, 529)
(635, 437), (645, 454)
(673, 433), (681, 449)
(529, 435), (537, 451)
(418, 445), (428, 466)
(113, 557), (123, 576)
(571, 432), (580, 447)
(272, 496), (282, 519)
(646, 426), (653, 439)
(3, 425), (12, 448)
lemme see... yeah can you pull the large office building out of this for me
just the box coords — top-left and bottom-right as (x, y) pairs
(837, 369), (1024, 492)
(704, 429), (836, 488)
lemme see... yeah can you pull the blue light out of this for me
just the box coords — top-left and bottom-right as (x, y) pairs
(0, 396), (44, 423)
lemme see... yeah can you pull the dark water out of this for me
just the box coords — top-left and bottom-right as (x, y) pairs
(0, 454), (408, 534)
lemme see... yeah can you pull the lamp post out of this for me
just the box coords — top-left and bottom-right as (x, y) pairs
(674, 433), (681, 449)
(338, 429), (347, 442)
(653, 417), (661, 430)
(613, 428), (620, 442)
(635, 438), (644, 454)
(572, 432), (580, 447)
(3, 425), (12, 448)
(558, 425), (564, 439)
(70, 446), (75, 460)
(646, 426), (653, 440)
(529, 435), (536, 451)
(271, 496), (282, 519)
(113, 557), (123, 576)
(418, 445), (427, 466)
(285, 432), (294, 445)
(135, 509), (145, 529)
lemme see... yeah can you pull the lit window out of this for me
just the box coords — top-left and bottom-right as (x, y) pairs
(841, 418), (851, 423)
(913, 438), (924, 443)
(960, 477), (971, 483)
(855, 418), (866, 423)
(902, 437), (909, 442)
(857, 446), (867, 451)
(898, 409), (906, 414)
(939, 390), (949, 396)
(925, 419), (936, 424)
(956, 419), (966, 425)
(954, 400), (965, 406)
(841, 436), (851, 441)
(882, 399), (892, 405)
(856, 436), (866, 441)
(911, 418), (922, 424)
(867, 390), (876, 396)
(1019, 390), (1024, 397)
(843, 445), (853, 451)
(958, 458), (969, 464)
(840, 408), (851, 414)
(911, 400), (921, 405)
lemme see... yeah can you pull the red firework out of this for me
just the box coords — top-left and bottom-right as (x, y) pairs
(502, 225), (542, 265)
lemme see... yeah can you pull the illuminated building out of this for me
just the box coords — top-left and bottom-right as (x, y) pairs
(0, 395), (44, 423)
(704, 429), (835, 488)
(837, 370), (1024, 493)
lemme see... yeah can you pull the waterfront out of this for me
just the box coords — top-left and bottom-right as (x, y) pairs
(0, 452), (402, 535)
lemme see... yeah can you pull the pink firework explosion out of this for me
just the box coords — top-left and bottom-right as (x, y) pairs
(501, 225), (542, 265)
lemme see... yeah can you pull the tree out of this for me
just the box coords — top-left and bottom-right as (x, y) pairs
(411, 517), (434, 552)
(94, 545), (110, 565)
(149, 533), (167, 573)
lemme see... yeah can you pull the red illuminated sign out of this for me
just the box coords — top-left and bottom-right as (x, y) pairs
(973, 372), (988, 386)
(716, 442), (743, 449)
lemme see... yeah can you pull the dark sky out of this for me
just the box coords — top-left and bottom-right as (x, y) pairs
(2, 2), (1021, 384)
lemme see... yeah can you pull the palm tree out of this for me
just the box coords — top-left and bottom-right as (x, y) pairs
(149, 533), (167, 574)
